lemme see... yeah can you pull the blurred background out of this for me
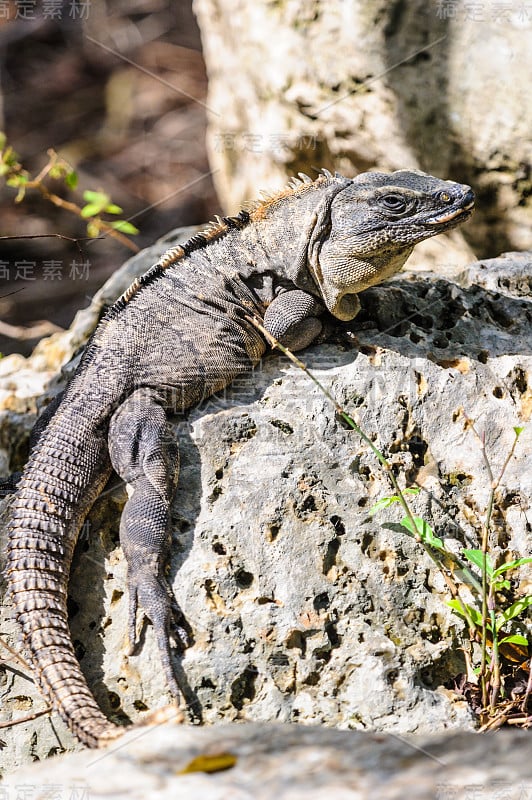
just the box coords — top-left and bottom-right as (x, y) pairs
(0, 0), (530, 356)
(0, 0), (218, 355)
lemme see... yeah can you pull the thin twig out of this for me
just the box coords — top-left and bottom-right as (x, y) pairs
(521, 656), (532, 712)
(1, 144), (139, 252)
(0, 234), (98, 259)
(33, 183), (139, 253)
(0, 635), (34, 675)
(0, 706), (52, 729)
(250, 320), (527, 720)
(0, 288), (25, 300)
(464, 417), (494, 706)
(0, 233), (100, 243)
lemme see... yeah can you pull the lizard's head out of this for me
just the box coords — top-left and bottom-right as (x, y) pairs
(309, 169), (474, 320)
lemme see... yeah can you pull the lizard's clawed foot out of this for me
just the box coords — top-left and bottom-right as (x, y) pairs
(127, 568), (193, 698)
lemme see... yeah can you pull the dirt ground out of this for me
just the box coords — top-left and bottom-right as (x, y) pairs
(0, 0), (218, 356)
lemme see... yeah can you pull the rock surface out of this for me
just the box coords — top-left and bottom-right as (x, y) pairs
(1, 236), (531, 774)
(193, 0), (531, 257)
(4, 721), (532, 799)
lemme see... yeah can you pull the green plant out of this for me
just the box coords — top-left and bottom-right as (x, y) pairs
(448, 551), (532, 696)
(373, 427), (532, 722)
(0, 133), (139, 251)
(80, 190), (139, 237)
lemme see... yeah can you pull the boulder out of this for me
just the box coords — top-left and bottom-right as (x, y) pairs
(4, 721), (532, 799)
(193, 0), (532, 257)
(1, 236), (531, 773)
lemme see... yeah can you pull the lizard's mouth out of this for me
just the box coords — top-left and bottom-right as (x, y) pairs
(424, 196), (475, 227)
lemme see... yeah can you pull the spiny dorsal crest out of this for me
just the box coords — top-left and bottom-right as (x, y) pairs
(245, 169), (341, 221)
(113, 169), (343, 307)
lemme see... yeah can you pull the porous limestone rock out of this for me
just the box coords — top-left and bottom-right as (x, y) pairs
(1, 237), (531, 773)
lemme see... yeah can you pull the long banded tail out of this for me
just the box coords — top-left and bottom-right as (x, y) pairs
(5, 414), (122, 747)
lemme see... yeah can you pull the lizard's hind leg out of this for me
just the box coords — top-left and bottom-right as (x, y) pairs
(108, 388), (189, 698)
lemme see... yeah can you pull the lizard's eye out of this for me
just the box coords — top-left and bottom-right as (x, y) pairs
(438, 191), (453, 204)
(381, 193), (407, 212)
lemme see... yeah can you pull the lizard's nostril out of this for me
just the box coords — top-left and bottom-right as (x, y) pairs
(462, 188), (475, 208)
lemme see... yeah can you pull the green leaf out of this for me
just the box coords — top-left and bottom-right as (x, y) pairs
(496, 595), (532, 631)
(369, 488), (420, 516)
(513, 426), (525, 438)
(369, 496), (398, 515)
(454, 565), (484, 595)
(491, 557), (532, 580)
(104, 203), (123, 215)
(463, 549), (494, 578)
(447, 599), (483, 627)
(65, 171), (78, 189)
(109, 220), (139, 235)
(400, 516), (444, 549)
(81, 203), (103, 219)
(81, 190), (109, 215)
(492, 579), (511, 591)
(83, 189), (109, 204)
(49, 165), (63, 180)
(2, 145), (18, 166)
(0, 131), (6, 150)
(86, 220), (100, 238)
(498, 634), (529, 646)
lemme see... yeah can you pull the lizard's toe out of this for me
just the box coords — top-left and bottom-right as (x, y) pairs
(169, 594), (193, 651)
(127, 568), (192, 696)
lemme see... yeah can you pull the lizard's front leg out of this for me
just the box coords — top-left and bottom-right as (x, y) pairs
(263, 289), (331, 351)
(108, 388), (189, 697)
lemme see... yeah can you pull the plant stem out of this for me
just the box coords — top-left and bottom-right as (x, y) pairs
(521, 656), (532, 713)
(251, 320), (526, 692)
(248, 316), (481, 631)
(460, 419), (522, 709)
(488, 597), (500, 709)
(3, 144), (139, 252)
(249, 318), (417, 518)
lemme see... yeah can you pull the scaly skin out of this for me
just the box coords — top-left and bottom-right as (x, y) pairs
(5, 169), (474, 746)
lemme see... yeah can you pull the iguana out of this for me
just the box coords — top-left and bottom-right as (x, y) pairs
(4, 169), (474, 747)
